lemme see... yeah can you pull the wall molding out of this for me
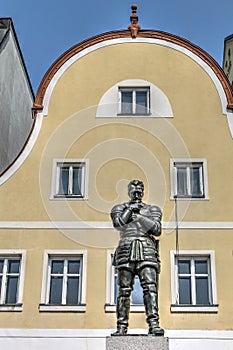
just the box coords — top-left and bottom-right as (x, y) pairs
(0, 221), (233, 230)
(0, 328), (232, 338)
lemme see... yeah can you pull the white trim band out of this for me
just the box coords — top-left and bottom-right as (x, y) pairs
(0, 328), (232, 338)
(105, 305), (144, 312)
(0, 221), (233, 229)
(39, 305), (86, 312)
(170, 305), (218, 313)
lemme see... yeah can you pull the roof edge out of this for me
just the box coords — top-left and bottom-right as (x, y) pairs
(0, 17), (35, 100)
(224, 34), (233, 42)
(34, 29), (233, 110)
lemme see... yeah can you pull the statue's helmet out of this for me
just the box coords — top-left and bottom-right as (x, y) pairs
(128, 179), (144, 190)
(128, 180), (144, 199)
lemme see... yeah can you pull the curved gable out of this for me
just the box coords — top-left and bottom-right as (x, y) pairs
(34, 30), (233, 113)
(2, 29), (233, 185)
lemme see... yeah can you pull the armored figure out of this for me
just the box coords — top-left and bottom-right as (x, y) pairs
(111, 180), (164, 336)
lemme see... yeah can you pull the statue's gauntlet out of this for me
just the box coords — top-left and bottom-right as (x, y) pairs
(137, 214), (161, 235)
(118, 208), (132, 226)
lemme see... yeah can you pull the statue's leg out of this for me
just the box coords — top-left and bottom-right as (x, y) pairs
(138, 266), (164, 335)
(113, 268), (134, 335)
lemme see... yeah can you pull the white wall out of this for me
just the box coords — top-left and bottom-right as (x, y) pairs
(0, 329), (232, 350)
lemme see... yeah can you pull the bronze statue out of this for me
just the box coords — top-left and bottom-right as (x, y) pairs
(111, 180), (164, 336)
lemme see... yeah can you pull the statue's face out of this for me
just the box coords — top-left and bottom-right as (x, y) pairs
(128, 183), (144, 201)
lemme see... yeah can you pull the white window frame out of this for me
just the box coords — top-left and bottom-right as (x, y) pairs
(50, 159), (89, 200)
(39, 250), (87, 312)
(0, 250), (26, 312)
(105, 250), (144, 312)
(170, 158), (209, 200)
(170, 250), (218, 313)
(118, 87), (150, 116)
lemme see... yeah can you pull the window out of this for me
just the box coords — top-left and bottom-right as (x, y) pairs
(170, 159), (209, 199)
(113, 267), (144, 305)
(40, 251), (87, 312)
(96, 79), (173, 118)
(170, 251), (218, 313)
(105, 251), (144, 312)
(51, 159), (89, 199)
(0, 250), (26, 311)
(119, 87), (150, 115)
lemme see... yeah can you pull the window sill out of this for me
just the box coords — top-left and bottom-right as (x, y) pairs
(39, 304), (86, 312)
(170, 196), (209, 201)
(170, 304), (218, 313)
(50, 196), (88, 201)
(0, 304), (23, 312)
(97, 115), (173, 119)
(105, 304), (145, 313)
(117, 113), (151, 117)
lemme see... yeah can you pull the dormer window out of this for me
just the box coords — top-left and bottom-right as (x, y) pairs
(96, 79), (173, 118)
(118, 87), (150, 115)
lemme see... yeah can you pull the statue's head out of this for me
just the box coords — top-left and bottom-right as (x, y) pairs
(128, 180), (144, 201)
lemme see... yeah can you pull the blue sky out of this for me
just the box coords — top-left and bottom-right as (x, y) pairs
(2, 0), (233, 93)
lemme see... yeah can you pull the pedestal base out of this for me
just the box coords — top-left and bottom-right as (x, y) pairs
(106, 335), (169, 350)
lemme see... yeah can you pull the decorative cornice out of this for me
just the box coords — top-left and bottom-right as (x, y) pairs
(34, 29), (233, 110)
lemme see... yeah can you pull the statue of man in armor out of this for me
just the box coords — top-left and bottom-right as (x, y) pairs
(110, 180), (164, 336)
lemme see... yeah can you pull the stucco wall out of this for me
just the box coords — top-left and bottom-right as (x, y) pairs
(0, 42), (232, 222)
(0, 38), (232, 332)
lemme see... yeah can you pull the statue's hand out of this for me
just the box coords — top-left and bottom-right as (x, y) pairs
(131, 213), (141, 221)
(128, 202), (143, 213)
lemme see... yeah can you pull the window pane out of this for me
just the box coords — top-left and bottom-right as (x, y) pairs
(114, 274), (144, 305)
(121, 91), (133, 114)
(178, 277), (191, 304)
(131, 276), (143, 305)
(0, 260), (4, 273)
(178, 260), (190, 274)
(51, 260), (64, 274)
(114, 272), (118, 304)
(136, 91), (148, 114)
(195, 260), (208, 274)
(67, 277), (80, 304)
(8, 260), (20, 274)
(196, 277), (210, 304)
(49, 276), (63, 304)
(72, 167), (82, 195)
(68, 260), (80, 274)
(58, 167), (69, 194)
(190, 166), (202, 196)
(177, 167), (188, 196)
(0, 277), (2, 297)
(5, 276), (18, 304)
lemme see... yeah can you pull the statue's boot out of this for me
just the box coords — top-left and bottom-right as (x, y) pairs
(111, 295), (130, 336)
(144, 291), (164, 336)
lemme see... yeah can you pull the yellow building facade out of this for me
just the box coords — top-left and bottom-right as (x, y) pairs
(0, 14), (233, 350)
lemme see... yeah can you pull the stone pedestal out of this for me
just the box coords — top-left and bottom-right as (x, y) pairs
(106, 335), (169, 350)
